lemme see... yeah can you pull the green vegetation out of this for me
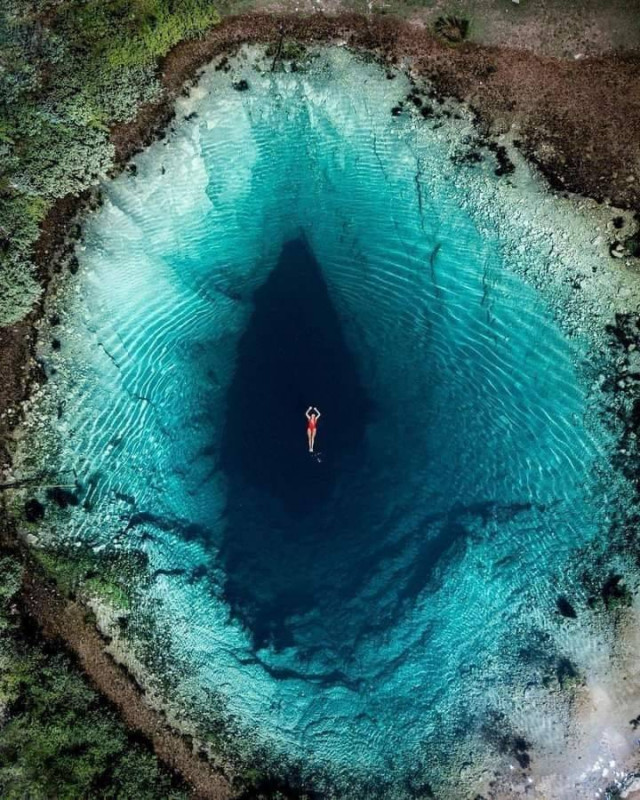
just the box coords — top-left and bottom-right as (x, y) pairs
(55, 0), (220, 70)
(540, 656), (584, 692)
(0, 0), (219, 325)
(433, 15), (470, 44)
(27, 541), (194, 693)
(554, 657), (584, 691)
(0, 553), (188, 799)
(30, 542), (147, 609)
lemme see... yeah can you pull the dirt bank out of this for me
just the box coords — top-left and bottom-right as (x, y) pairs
(19, 565), (233, 799)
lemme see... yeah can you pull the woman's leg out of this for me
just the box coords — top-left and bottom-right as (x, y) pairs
(307, 429), (313, 452)
(310, 430), (316, 453)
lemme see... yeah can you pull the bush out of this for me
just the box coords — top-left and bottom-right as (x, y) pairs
(0, 549), (188, 798)
(0, 0), (219, 324)
(0, 652), (188, 799)
(105, 0), (220, 67)
(434, 15), (470, 44)
(0, 191), (46, 324)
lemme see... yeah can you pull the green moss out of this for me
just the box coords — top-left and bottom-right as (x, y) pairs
(84, 574), (132, 609)
(31, 547), (94, 596)
(555, 657), (583, 691)
(585, 572), (635, 613)
(280, 41), (307, 61)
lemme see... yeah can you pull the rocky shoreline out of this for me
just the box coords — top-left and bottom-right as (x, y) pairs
(2, 11), (640, 799)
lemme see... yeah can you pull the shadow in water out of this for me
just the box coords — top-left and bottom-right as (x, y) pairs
(220, 238), (370, 512)
(215, 240), (529, 656)
(219, 238), (371, 647)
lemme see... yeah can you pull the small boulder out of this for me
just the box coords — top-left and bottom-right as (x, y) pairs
(621, 775), (640, 798)
(610, 241), (625, 258)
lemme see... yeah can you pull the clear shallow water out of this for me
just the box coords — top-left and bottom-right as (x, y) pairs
(35, 48), (616, 794)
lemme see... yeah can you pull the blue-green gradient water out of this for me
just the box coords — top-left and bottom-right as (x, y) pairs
(38, 47), (616, 794)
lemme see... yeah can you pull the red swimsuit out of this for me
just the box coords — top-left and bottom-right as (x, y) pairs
(307, 416), (317, 432)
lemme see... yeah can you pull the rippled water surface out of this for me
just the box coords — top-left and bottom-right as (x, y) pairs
(38, 48), (616, 794)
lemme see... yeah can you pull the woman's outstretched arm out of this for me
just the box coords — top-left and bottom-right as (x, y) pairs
(314, 408), (321, 419)
(306, 406), (312, 419)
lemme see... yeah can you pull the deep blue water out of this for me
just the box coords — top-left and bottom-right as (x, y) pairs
(220, 238), (372, 649)
(34, 48), (616, 795)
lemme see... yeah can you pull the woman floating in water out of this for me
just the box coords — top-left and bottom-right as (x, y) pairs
(306, 406), (321, 453)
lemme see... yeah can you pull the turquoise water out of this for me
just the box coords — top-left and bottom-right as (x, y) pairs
(36, 48), (616, 794)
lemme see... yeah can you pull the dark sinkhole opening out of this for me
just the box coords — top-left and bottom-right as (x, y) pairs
(220, 238), (371, 511)
(217, 238), (488, 657)
(219, 238), (374, 651)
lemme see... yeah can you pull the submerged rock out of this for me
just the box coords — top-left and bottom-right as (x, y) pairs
(513, 736), (531, 769)
(488, 142), (516, 176)
(556, 595), (577, 618)
(46, 486), (79, 509)
(24, 498), (45, 522)
(610, 241), (625, 258)
(601, 573), (633, 610)
(556, 657), (582, 690)
(619, 774), (640, 798)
